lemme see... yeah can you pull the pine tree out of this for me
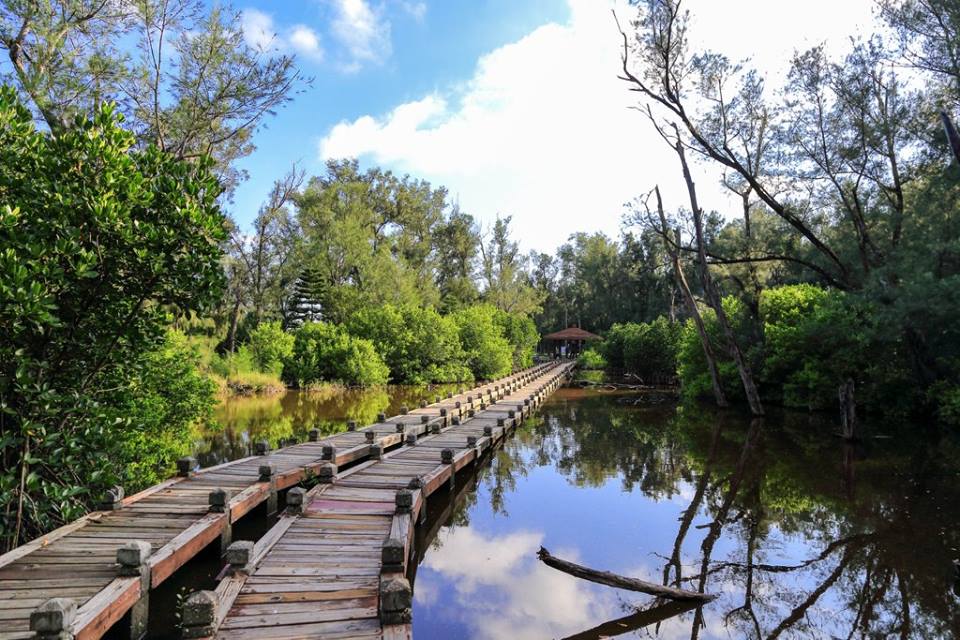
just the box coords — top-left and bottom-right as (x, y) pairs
(285, 267), (326, 328)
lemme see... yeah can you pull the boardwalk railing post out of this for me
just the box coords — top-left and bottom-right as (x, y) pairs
(308, 428), (320, 442)
(98, 485), (124, 511)
(258, 464), (277, 515)
(208, 489), (233, 550)
(177, 456), (196, 478)
(225, 540), (254, 575)
(255, 440), (270, 456)
(318, 462), (337, 484)
(286, 487), (306, 515)
(30, 598), (77, 640)
(117, 540), (152, 640)
(382, 537), (405, 573)
(380, 576), (413, 625)
(347, 420), (357, 431)
(181, 591), (218, 639)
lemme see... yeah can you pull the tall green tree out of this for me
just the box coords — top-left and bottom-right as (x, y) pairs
(0, 0), (303, 194)
(480, 216), (543, 315)
(0, 89), (226, 548)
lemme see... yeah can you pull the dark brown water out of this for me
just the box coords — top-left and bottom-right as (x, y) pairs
(185, 382), (960, 639)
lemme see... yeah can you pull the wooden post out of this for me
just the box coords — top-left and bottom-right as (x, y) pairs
(98, 485), (124, 511)
(117, 541), (151, 639)
(208, 489), (232, 550)
(287, 487), (306, 515)
(30, 598), (77, 640)
(395, 489), (413, 514)
(322, 445), (336, 460)
(347, 420), (357, 431)
(308, 428), (320, 442)
(258, 464), (277, 514)
(370, 443), (384, 460)
(224, 541), (253, 575)
(407, 433), (418, 446)
(380, 576), (412, 625)
(365, 431), (376, 443)
(177, 456), (196, 478)
(377, 412), (387, 423)
(318, 462), (336, 484)
(254, 441), (270, 456)
(181, 591), (218, 639)
(382, 538), (405, 573)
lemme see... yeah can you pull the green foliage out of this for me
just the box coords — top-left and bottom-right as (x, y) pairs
(578, 348), (607, 370)
(452, 305), (514, 380)
(0, 89), (226, 548)
(110, 331), (218, 488)
(601, 319), (681, 379)
(676, 297), (752, 402)
(248, 321), (295, 376)
(283, 322), (389, 387)
(347, 304), (472, 384)
(494, 310), (539, 369)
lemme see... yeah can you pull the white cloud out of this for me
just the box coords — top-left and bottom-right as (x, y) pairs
(421, 527), (624, 640)
(399, 1), (427, 22)
(330, 0), (392, 71)
(318, 0), (878, 253)
(289, 24), (323, 60)
(240, 9), (324, 62)
(240, 8), (276, 52)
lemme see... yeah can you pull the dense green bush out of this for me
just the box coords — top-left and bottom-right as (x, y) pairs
(283, 322), (389, 386)
(0, 89), (226, 549)
(347, 304), (472, 384)
(676, 297), (753, 402)
(600, 319), (681, 379)
(452, 304), (514, 380)
(111, 331), (218, 488)
(495, 310), (539, 369)
(578, 348), (607, 370)
(249, 321), (295, 375)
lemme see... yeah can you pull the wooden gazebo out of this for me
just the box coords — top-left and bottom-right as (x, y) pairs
(543, 326), (600, 358)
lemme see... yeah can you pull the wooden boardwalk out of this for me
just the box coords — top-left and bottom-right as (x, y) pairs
(182, 362), (574, 640)
(0, 363), (562, 640)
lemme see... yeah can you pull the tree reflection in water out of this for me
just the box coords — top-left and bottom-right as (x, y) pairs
(415, 387), (960, 639)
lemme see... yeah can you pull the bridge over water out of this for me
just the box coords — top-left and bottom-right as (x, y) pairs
(0, 361), (574, 640)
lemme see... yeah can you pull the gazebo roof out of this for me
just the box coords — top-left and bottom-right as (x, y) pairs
(543, 327), (601, 341)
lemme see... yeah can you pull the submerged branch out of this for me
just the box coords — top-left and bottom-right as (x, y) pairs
(537, 546), (717, 602)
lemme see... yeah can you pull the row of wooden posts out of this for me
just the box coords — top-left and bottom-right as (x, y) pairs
(179, 364), (573, 639)
(23, 362), (571, 640)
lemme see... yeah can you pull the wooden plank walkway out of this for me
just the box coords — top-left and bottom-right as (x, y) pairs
(180, 362), (574, 640)
(0, 364), (558, 640)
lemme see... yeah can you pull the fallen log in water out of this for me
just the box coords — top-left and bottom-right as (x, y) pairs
(537, 546), (716, 602)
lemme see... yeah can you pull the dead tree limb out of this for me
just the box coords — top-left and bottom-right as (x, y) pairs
(537, 547), (717, 602)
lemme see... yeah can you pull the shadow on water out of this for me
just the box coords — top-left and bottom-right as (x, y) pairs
(410, 386), (960, 639)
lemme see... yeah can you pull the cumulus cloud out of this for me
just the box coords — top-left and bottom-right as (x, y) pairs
(318, 0), (878, 253)
(422, 527), (623, 639)
(330, 0), (392, 71)
(240, 9), (324, 61)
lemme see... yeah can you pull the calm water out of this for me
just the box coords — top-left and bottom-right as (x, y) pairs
(198, 384), (460, 466)
(196, 383), (960, 639)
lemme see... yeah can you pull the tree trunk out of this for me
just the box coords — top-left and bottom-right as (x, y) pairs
(537, 546), (716, 601)
(839, 378), (856, 440)
(673, 135), (764, 416)
(226, 289), (242, 354)
(653, 188), (728, 408)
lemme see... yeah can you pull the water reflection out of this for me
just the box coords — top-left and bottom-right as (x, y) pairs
(412, 388), (960, 639)
(196, 384), (459, 467)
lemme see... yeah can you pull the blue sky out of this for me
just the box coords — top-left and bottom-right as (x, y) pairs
(231, 0), (879, 254)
